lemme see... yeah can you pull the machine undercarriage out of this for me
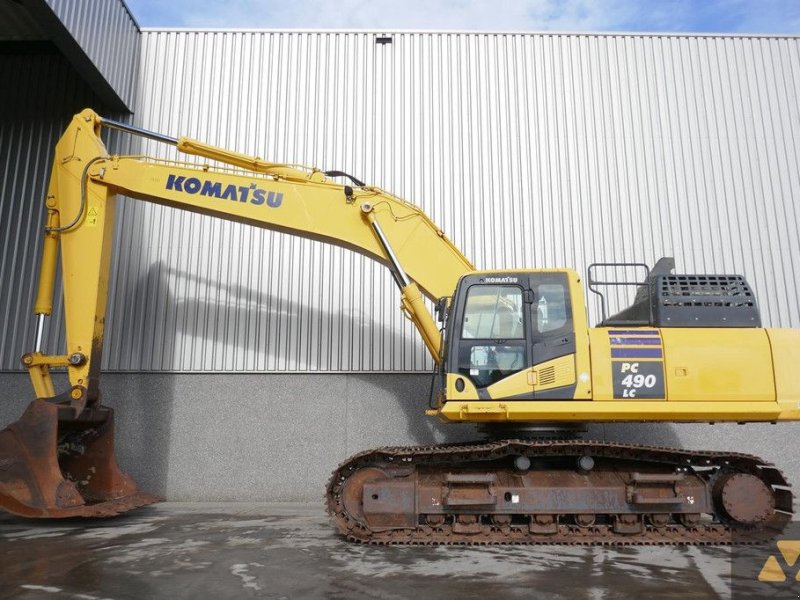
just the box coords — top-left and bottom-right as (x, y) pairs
(326, 439), (793, 545)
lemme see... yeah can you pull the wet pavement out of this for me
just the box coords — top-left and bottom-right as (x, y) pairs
(0, 504), (783, 599)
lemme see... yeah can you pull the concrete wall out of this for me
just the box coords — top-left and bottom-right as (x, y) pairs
(2, 373), (797, 502)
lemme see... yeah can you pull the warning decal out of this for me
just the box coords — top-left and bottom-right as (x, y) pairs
(86, 206), (99, 227)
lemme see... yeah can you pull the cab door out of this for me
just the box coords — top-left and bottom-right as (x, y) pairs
(457, 282), (529, 388)
(444, 272), (579, 401)
(528, 273), (578, 399)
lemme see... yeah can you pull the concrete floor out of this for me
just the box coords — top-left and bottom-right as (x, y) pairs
(0, 504), (783, 600)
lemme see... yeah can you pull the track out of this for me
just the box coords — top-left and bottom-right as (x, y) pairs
(325, 440), (793, 545)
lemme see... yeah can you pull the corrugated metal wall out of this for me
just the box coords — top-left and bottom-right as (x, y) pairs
(44, 0), (140, 108)
(3, 31), (799, 373)
(0, 48), (133, 371)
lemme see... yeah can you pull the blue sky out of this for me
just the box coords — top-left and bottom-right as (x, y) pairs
(125, 0), (800, 33)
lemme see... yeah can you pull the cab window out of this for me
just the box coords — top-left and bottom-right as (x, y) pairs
(461, 343), (526, 388)
(536, 283), (568, 333)
(461, 285), (524, 339)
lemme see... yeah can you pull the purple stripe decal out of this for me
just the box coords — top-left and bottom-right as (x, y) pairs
(608, 330), (660, 336)
(610, 337), (662, 346)
(611, 348), (664, 359)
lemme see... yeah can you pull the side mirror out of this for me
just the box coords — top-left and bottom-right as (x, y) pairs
(435, 297), (449, 323)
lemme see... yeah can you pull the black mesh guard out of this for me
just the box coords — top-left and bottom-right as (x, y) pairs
(654, 274), (761, 327)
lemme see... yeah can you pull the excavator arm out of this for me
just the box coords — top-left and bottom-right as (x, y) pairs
(0, 108), (473, 517)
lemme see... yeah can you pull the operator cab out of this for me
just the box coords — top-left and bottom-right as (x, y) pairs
(441, 271), (581, 400)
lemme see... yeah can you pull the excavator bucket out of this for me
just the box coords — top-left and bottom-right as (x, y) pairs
(0, 399), (159, 518)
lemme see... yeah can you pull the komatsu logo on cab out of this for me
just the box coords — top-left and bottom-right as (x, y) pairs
(165, 174), (283, 207)
(482, 276), (518, 284)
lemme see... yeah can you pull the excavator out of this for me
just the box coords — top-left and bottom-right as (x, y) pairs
(0, 109), (796, 544)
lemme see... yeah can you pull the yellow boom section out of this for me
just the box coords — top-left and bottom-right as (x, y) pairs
(30, 109), (473, 407)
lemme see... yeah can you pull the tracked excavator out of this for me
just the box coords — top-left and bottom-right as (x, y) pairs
(0, 109), (797, 544)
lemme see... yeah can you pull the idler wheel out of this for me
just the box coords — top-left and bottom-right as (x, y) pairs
(341, 467), (388, 525)
(712, 472), (774, 525)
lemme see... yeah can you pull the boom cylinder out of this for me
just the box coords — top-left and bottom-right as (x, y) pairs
(363, 206), (442, 361)
(366, 211), (411, 288)
(399, 282), (442, 361)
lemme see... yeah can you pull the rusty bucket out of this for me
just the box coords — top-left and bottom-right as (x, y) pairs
(0, 399), (160, 518)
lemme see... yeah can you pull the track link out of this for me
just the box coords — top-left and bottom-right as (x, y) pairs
(325, 440), (793, 545)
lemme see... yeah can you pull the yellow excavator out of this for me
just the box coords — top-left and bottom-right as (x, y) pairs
(0, 109), (796, 544)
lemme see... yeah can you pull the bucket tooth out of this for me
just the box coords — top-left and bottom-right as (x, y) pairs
(0, 399), (160, 518)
